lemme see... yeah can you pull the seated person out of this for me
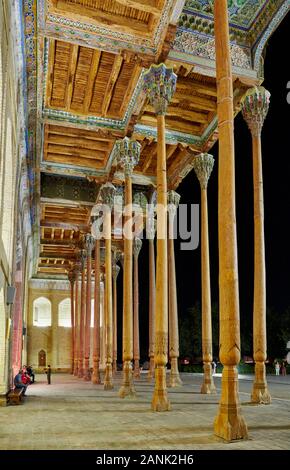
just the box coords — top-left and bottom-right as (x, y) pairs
(14, 370), (27, 395)
(21, 370), (31, 386)
(26, 365), (35, 383)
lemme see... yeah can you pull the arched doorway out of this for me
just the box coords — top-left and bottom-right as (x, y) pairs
(38, 349), (46, 367)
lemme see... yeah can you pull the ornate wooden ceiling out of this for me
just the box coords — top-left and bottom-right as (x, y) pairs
(20, 0), (288, 276)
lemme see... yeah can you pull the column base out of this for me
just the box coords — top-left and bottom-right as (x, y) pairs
(134, 359), (141, 379)
(104, 363), (114, 390)
(77, 361), (83, 378)
(119, 361), (136, 398)
(152, 366), (171, 411)
(251, 361), (271, 404)
(201, 362), (216, 394)
(147, 357), (154, 382)
(92, 361), (101, 384)
(113, 360), (117, 374)
(214, 365), (248, 441)
(73, 360), (78, 377)
(169, 357), (182, 387)
(83, 359), (91, 381)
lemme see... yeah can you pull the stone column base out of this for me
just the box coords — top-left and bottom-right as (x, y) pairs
(251, 361), (271, 404)
(214, 365), (248, 441)
(134, 359), (140, 378)
(92, 360), (101, 384)
(119, 361), (136, 398)
(83, 359), (91, 381)
(169, 358), (182, 387)
(201, 362), (216, 394)
(147, 357), (154, 382)
(152, 366), (171, 411)
(104, 363), (114, 390)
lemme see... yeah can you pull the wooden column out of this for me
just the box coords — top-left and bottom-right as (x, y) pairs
(100, 183), (116, 390)
(68, 269), (76, 374)
(92, 239), (101, 384)
(73, 264), (80, 376)
(116, 138), (140, 398)
(83, 235), (94, 381)
(112, 262), (120, 374)
(147, 217), (156, 382)
(133, 237), (142, 378)
(78, 249), (87, 378)
(242, 87), (271, 404)
(144, 64), (176, 411)
(193, 154), (216, 394)
(214, 0), (248, 440)
(167, 190), (182, 387)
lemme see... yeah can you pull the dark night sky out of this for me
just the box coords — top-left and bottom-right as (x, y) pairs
(118, 13), (290, 361)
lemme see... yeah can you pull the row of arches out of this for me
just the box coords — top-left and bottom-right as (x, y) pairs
(33, 297), (97, 327)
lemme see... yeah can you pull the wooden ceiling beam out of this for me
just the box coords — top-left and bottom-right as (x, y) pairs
(102, 55), (124, 117)
(176, 80), (217, 97)
(171, 95), (216, 112)
(54, 1), (152, 35)
(83, 50), (101, 114)
(145, 105), (209, 123)
(47, 124), (114, 142)
(47, 143), (106, 159)
(46, 153), (105, 168)
(47, 133), (110, 151)
(142, 142), (157, 173)
(66, 44), (79, 111)
(40, 220), (89, 231)
(40, 252), (76, 260)
(114, 0), (162, 15)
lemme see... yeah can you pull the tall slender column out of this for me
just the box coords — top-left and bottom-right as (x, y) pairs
(78, 249), (87, 378)
(101, 183), (116, 390)
(112, 262), (120, 374)
(147, 217), (156, 382)
(68, 269), (76, 374)
(73, 264), (80, 376)
(242, 87), (271, 404)
(214, 0), (248, 440)
(193, 154), (216, 394)
(83, 235), (95, 381)
(144, 64), (176, 411)
(116, 137), (140, 398)
(92, 239), (101, 384)
(133, 237), (142, 378)
(167, 190), (182, 387)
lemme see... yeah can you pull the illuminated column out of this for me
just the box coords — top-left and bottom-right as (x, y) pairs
(68, 269), (76, 374)
(192, 154), (216, 394)
(83, 235), (94, 381)
(167, 190), (182, 387)
(73, 263), (80, 376)
(133, 237), (142, 378)
(147, 217), (156, 382)
(214, 0), (248, 440)
(242, 86), (271, 405)
(92, 239), (101, 384)
(100, 183), (116, 390)
(112, 262), (120, 374)
(78, 249), (87, 378)
(143, 64), (177, 411)
(116, 137), (140, 398)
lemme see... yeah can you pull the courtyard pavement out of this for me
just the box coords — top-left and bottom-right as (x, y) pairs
(0, 372), (289, 450)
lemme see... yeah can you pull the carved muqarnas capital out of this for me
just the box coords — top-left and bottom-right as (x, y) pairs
(242, 86), (270, 137)
(68, 269), (76, 285)
(133, 237), (142, 258)
(84, 234), (95, 256)
(100, 182), (116, 210)
(193, 153), (214, 190)
(115, 137), (141, 177)
(167, 190), (180, 217)
(112, 263), (120, 281)
(79, 249), (87, 270)
(143, 63), (177, 116)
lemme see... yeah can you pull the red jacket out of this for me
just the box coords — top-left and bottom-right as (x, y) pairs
(21, 373), (30, 385)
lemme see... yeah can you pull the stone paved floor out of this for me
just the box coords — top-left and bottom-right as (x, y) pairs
(0, 372), (289, 450)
